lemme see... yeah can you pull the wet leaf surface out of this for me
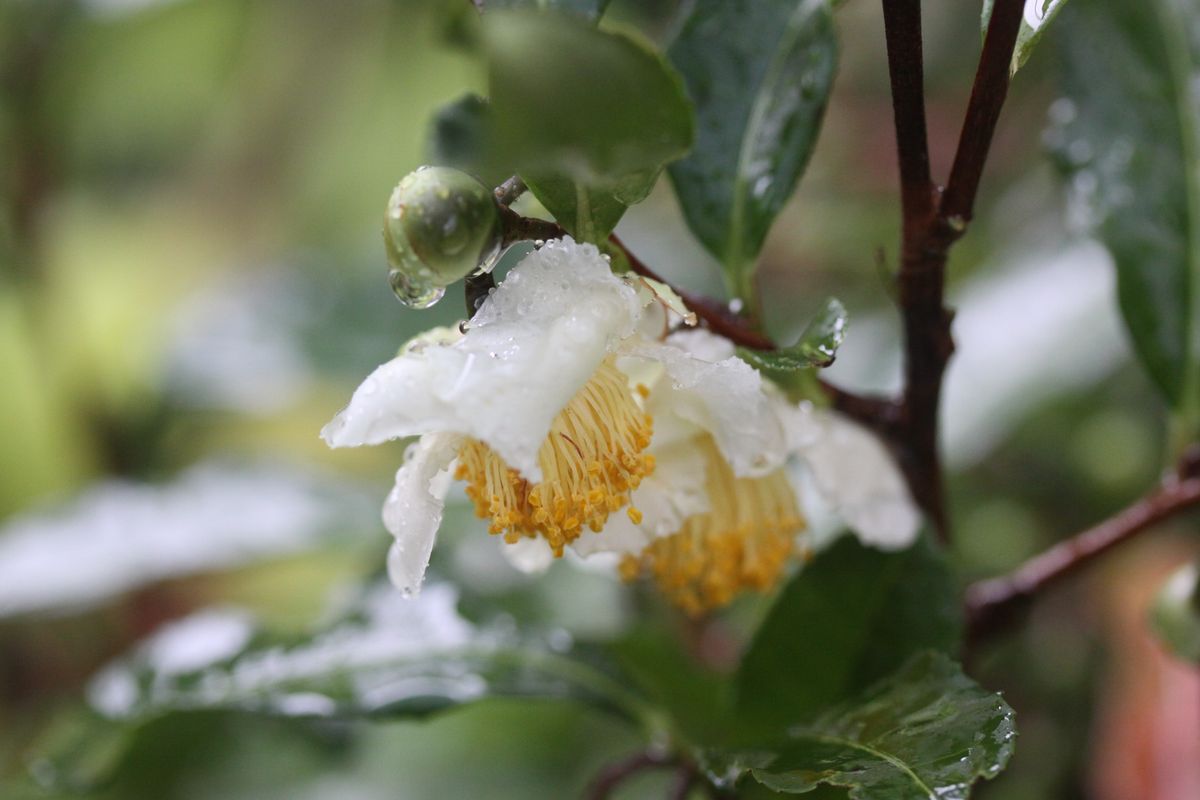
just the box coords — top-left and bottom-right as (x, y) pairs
(737, 297), (847, 373)
(736, 536), (961, 734)
(1049, 0), (1200, 434)
(743, 652), (1016, 799)
(668, 0), (836, 298)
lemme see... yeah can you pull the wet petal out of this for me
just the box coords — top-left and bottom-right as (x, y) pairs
(322, 239), (647, 481)
(570, 437), (711, 558)
(624, 334), (786, 477)
(793, 407), (920, 550)
(382, 433), (461, 595)
(500, 537), (555, 574)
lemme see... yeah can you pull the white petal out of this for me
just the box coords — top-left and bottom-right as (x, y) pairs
(500, 537), (555, 574)
(623, 339), (786, 477)
(793, 408), (920, 550)
(569, 437), (710, 558)
(322, 239), (647, 481)
(382, 433), (461, 595)
(665, 328), (736, 362)
(570, 512), (651, 558)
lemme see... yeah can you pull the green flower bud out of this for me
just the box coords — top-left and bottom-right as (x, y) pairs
(383, 166), (502, 308)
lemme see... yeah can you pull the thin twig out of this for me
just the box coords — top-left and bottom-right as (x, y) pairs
(880, 0), (934, 234)
(585, 750), (675, 800)
(498, 205), (563, 246)
(941, 0), (1025, 226)
(494, 174), (527, 207)
(965, 476), (1200, 643)
(611, 234), (776, 350)
(669, 764), (699, 800)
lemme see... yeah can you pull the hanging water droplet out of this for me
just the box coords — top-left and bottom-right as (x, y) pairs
(474, 236), (503, 275)
(389, 267), (445, 309)
(382, 166), (502, 308)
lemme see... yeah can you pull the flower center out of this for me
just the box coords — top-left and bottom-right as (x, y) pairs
(456, 357), (655, 556)
(620, 437), (804, 616)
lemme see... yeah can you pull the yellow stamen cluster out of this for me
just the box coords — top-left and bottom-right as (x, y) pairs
(456, 357), (655, 556)
(620, 437), (804, 616)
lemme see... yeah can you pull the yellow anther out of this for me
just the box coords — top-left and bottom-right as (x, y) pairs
(454, 356), (655, 555)
(619, 437), (804, 616)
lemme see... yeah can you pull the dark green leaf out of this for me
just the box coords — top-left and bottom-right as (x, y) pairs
(1151, 561), (1200, 663)
(1049, 0), (1200, 434)
(736, 536), (960, 734)
(85, 583), (650, 725)
(981, 0), (1068, 75)
(484, 11), (692, 240)
(667, 0), (837, 300)
(425, 93), (509, 187)
(738, 297), (846, 372)
(747, 652), (1016, 799)
(485, 11), (692, 182)
(608, 625), (732, 744)
(481, 0), (613, 21)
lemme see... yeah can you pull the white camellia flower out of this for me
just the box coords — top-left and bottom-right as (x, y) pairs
(321, 238), (786, 596)
(579, 328), (921, 615)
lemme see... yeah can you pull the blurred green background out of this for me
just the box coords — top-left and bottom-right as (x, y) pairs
(0, 0), (1195, 797)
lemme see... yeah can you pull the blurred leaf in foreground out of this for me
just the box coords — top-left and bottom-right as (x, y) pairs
(85, 582), (646, 724)
(0, 461), (377, 619)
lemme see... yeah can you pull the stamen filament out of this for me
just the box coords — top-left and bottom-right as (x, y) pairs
(456, 357), (654, 556)
(621, 437), (804, 616)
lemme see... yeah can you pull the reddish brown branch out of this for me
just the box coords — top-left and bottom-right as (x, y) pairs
(965, 476), (1200, 643)
(942, 0), (1025, 225)
(877, 0), (1025, 541)
(881, 0), (934, 233)
(611, 234), (777, 350)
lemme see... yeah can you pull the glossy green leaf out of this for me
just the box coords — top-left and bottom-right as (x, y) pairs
(485, 10), (692, 180)
(425, 93), (509, 187)
(746, 652), (1016, 799)
(484, 11), (692, 241)
(738, 297), (846, 372)
(609, 625), (732, 744)
(667, 0), (837, 300)
(981, 0), (1069, 75)
(481, 0), (612, 20)
(736, 536), (960, 734)
(1049, 0), (1200, 437)
(1151, 561), (1200, 663)
(84, 583), (649, 726)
